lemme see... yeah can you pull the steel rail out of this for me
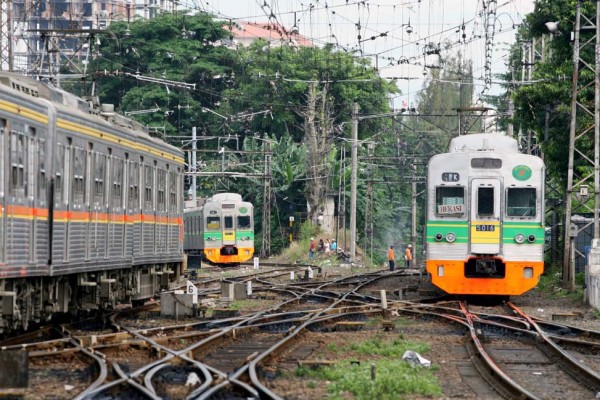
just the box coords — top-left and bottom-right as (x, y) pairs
(507, 301), (600, 393)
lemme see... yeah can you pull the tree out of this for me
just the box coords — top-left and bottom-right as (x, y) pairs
(90, 11), (236, 137)
(87, 13), (401, 256)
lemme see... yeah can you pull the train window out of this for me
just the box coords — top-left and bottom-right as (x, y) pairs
(471, 158), (502, 169)
(169, 171), (177, 213)
(507, 188), (536, 217)
(157, 169), (166, 212)
(73, 147), (86, 204)
(224, 216), (233, 229)
(207, 216), (220, 229)
(144, 165), (154, 210)
(8, 131), (26, 197)
(38, 139), (46, 200)
(477, 187), (495, 216)
(435, 187), (465, 216)
(55, 144), (65, 206)
(128, 162), (139, 209)
(112, 158), (123, 208)
(94, 153), (105, 206)
(238, 216), (251, 229)
(72, 148), (86, 205)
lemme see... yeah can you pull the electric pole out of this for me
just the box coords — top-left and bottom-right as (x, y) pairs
(260, 141), (272, 258)
(350, 103), (359, 262)
(563, 0), (600, 291)
(0, 0), (13, 71)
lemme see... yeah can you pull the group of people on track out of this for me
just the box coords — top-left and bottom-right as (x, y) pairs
(307, 236), (413, 271)
(387, 244), (412, 271)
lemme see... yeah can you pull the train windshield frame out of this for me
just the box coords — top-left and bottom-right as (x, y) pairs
(435, 186), (465, 216)
(506, 187), (536, 217)
(237, 215), (251, 229)
(206, 216), (220, 230)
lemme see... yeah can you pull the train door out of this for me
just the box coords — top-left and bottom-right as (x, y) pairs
(0, 119), (5, 264)
(222, 212), (235, 246)
(470, 178), (502, 254)
(91, 152), (106, 260)
(27, 129), (36, 263)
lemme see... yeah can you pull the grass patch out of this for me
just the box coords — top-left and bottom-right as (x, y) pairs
(229, 299), (265, 310)
(348, 335), (429, 357)
(327, 343), (340, 353)
(297, 335), (440, 399)
(537, 267), (584, 302)
(296, 359), (440, 399)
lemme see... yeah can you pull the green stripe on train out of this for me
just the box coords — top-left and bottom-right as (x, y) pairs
(426, 221), (469, 243)
(426, 221), (544, 244)
(503, 223), (544, 244)
(236, 231), (255, 240)
(204, 232), (222, 240)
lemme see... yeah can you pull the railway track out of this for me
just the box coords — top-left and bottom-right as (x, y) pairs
(2, 268), (599, 399)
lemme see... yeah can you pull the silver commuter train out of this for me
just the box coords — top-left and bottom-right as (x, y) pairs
(0, 72), (185, 333)
(184, 193), (254, 266)
(425, 133), (545, 296)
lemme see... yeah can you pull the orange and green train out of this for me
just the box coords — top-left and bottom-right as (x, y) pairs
(183, 193), (254, 267)
(425, 134), (545, 296)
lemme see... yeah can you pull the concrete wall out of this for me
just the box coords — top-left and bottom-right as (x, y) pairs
(586, 242), (600, 309)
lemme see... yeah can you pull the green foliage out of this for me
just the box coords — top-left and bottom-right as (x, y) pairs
(87, 12), (410, 258)
(537, 266), (584, 301)
(299, 221), (320, 242)
(347, 335), (429, 357)
(326, 343), (340, 353)
(295, 336), (440, 399)
(90, 11), (234, 136)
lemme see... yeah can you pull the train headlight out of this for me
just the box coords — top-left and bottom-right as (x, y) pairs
(514, 234), (525, 244)
(523, 267), (534, 278)
(245, 250), (250, 255)
(435, 233), (443, 242)
(445, 232), (456, 243)
(437, 265), (445, 276)
(528, 235), (536, 243)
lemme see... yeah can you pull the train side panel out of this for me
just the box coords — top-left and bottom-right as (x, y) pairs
(0, 91), (52, 278)
(0, 73), (185, 333)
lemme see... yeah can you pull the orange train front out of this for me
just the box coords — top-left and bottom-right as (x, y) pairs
(425, 134), (545, 296)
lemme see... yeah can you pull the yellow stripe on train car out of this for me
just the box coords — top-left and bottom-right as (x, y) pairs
(0, 100), (49, 124)
(57, 119), (184, 164)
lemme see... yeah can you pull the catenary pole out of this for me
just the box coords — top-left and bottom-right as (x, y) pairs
(350, 103), (359, 262)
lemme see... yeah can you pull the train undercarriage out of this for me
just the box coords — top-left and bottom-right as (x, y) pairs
(0, 262), (182, 335)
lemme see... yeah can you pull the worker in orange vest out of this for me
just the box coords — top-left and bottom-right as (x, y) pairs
(405, 244), (413, 268)
(388, 245), (395, 271)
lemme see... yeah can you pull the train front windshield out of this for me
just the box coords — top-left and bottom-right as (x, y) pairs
(238, 216), (251, 229)
(207, 216), (220, 229)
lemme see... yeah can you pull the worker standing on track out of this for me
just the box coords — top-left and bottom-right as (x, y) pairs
(405, 244), (413, 268)
(388, 245), (395, 271)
